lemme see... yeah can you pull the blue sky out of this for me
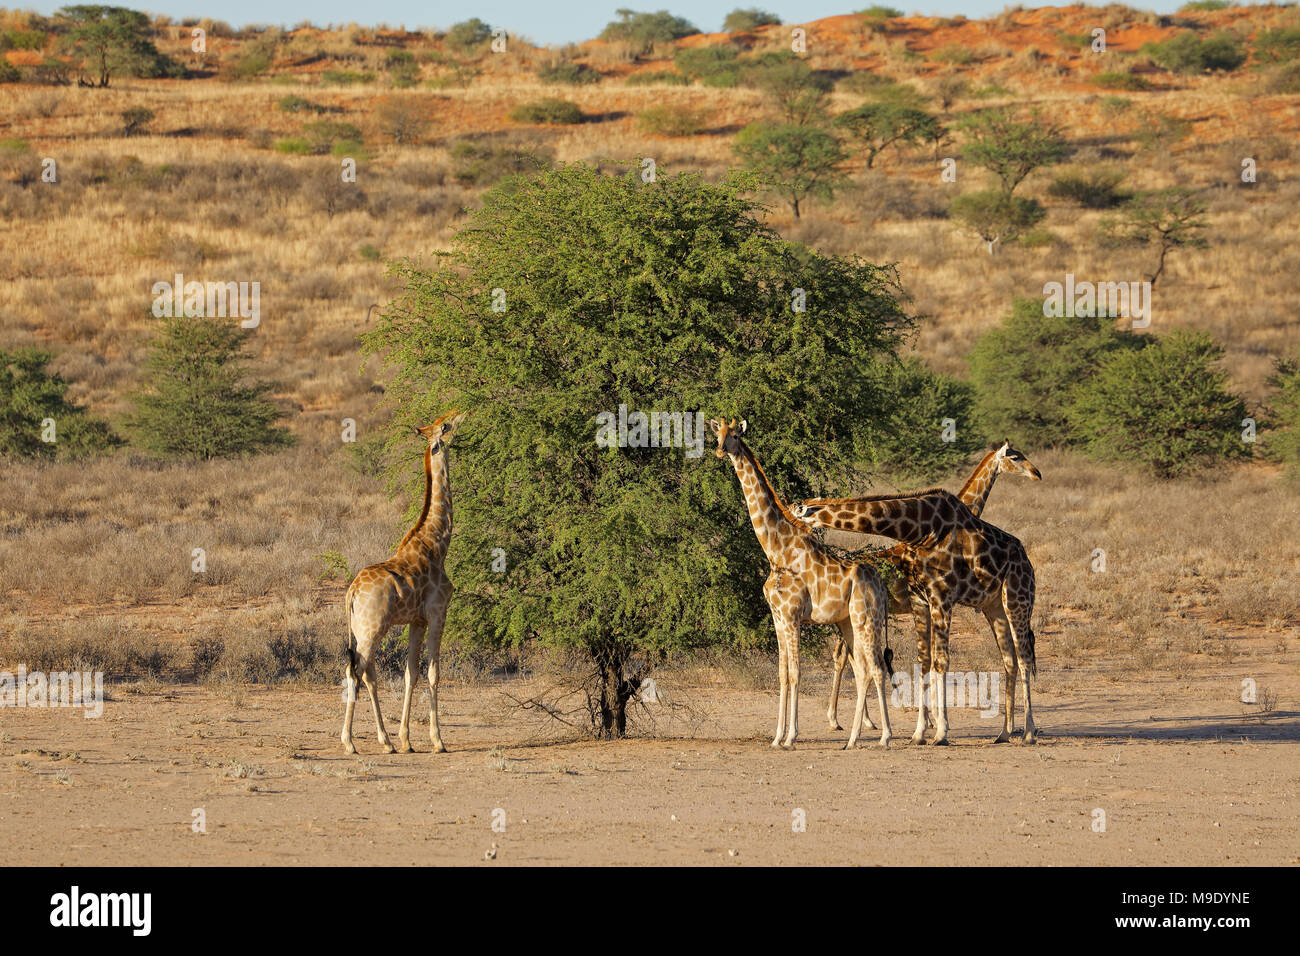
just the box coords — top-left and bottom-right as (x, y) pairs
(24, 1), (1183, 47)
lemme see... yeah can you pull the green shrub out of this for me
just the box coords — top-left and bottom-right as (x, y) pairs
(0, 58), (22, 83)
(1254, 28), (1300, 64)
(0, 348), (122, 460)
(1092, 70), (1153, 90)
(276, 95), (328, 113)
(321, 69), (374, 85)
(1266, 351), (1300, 480)
(224, 50), (271, 80)
(734, 121), (847, 218)
(969, 298), (1148, 447)
(1047, 168), (1130, 208)
(537, 60), (600, 84)
(1067, 330), (1250, 477)
(859, 5), (903, 18)
(1264, 61), (1300, 93)
(1133, 112), (1192, 152)
(625, 70), (689, 86)
(125, 317), (294, 460)
(674, 45), (741, 85)
(723, 8), (782, 31)
(303, 120), (363, 154)
(1143, 31), (1245, 73)
(949, 190), (1046, 254)
(930, 44), (977, 65)
(120, 106), (154, 136)
(449, 141), (554, 186)
(273, 137), (311, 155)
(862, 356), (980, 483)
(1179, 0), (1229, 10)
(1, 28), (47, 51)
(637, 104), (709, 136)
(386, 50), (420, 87)
(509, 97), (583, 124)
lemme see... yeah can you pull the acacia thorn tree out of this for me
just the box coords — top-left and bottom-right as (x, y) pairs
(362, 165), (914, 737)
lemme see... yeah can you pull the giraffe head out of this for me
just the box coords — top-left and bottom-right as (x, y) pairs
(706, 418), (748, 459)
(789, 499), (831, 527)
(993, 439), (1042, 481)
(413, 410), (466, 451)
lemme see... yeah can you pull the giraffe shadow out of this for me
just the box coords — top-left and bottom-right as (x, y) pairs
(1036, 708), (1300, 743)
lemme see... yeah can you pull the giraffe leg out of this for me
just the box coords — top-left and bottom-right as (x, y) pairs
(929, 604), (953, 746)
(982, 605), (1016, 743)
(908, 593), (931, 745)
(827, 637), (847, 730)
(836, 620), (876, 734)
(426, 608), (448, 753)
(771, 618), (789, 749)
(781, 618), (801, 749)
(341, 657), (359, 755)
(397, 623), (425, 753)
(1005, 577), (1037, 745)
(361, 660), (394, 754)
(851, 571), (892, 748)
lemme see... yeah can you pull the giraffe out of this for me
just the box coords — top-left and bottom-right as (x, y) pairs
(708, 418), (893, 749)
(792, 487), (1038, 746)
(341, 410), (466, 755)
(824, 441), (1041, 731)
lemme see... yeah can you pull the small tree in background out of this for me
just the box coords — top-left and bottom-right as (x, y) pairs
(749, 57), (833, 126)
(968, 298), (1148, 448)
(1265, 351), (1300, 480)
(58, 5), (177, 87)
(1067, 329), (1250, 477)
(1101, 187), (1208, 288)
(734, 122), (846, 218)
(0, 347), (121, 459)
(444, 18), (493, 54)
(723, 8), (781, 31)
(126, 317), (294, 460)
(600, 9), (699, 57)
(949, 189), (1045, 254)
(835, 102), (940, 168)
(960, 107), (1068, 197)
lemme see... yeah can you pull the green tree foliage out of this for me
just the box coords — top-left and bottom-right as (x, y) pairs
(1100, 187), (1208, 288)
(673, 44), (741, 86)
(1067, 330), (1250, 477)
(57, 5), (178, 87)
(1266, 351), (1300, 479)
(600, 9), (699, 56)
(0, 348), (121, 459)
(863, 356), (980, 483)
(723, 8), (781, 31)
(834, 102), (940, 168)
(749, 56), (834, 125)
(949, 189), (1045, 254)
(969, 298), (1148, 448)
(734, 122), (847, 217)
(445, 18), (493, 53)
(125, 317), (294, 460)
(1047, 167), (1130, 208)
(1254, 28), (1300, 64)
(361, 166), (912, 736)
(1143, 30), (1246, 73)
(960, 107), (1069, 197)
(509, 97), (584, 124)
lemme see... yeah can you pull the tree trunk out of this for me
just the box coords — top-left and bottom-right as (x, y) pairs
(592, 643), (635, 739)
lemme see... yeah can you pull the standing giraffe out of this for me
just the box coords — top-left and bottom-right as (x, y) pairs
(709, 419), (893, 749)
(793, 488), (1038, 746)
(341, 410), (466, 755)
(824, 441), (1041, 731)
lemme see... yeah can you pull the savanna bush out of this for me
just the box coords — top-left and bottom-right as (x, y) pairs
(1067, 330), (1251, 477)
(509, 97), (583, 124)
(0, 347), (122, 459)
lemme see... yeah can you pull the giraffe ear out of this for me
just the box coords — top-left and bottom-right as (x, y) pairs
(706, 419), (721, 436)
(738, 419), (748, 435)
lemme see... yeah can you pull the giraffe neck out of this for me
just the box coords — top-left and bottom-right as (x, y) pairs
(957, 449), (1000, 518)
(398, 442), (452, 559)
(729, 441), (805, 565)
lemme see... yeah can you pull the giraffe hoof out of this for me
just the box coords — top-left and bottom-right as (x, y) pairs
(397, 744), (414, 754)
(829, 721), (843, 731)
(1022, 733), (1037, 745)
(931, 737), (949, 747)
(380, 742), (396, 755)
(342, 741), (356, 755)
(992, 733), (1010, 744)
(430, 743), (447, 754)
(878, 737), (891, 749)
(911, 734), (926, 746)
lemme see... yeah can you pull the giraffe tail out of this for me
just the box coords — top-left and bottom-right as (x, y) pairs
(344, 595), (360, 687)
(1026, 626), (1037, 677)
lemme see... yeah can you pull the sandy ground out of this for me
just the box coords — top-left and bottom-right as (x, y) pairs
(2, 636), (1297, 867)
